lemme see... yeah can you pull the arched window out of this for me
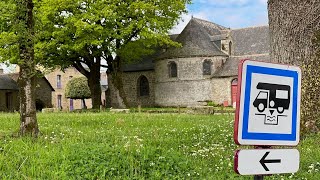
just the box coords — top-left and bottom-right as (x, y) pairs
(138, 75), (149, 97)
(203, 59), (212, 75)
(229, 41), (232, 55)
(168, 61), (177, 78)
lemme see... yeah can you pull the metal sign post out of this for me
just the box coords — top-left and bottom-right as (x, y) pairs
(233, 59), (301, 178)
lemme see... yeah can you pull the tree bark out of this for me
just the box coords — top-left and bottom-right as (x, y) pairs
(18, 66), (39, 136)
(106, 55), (128, 109)
(87, 56), (102, 109)
(107, 73), (127, 108)
(73, 56), (102, 109)
(268, 0), (320, 133)
(17, 0), (39, 136)
(88, 72), (102, 109)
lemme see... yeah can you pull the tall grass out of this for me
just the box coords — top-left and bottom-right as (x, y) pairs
(0, 112), (318, 179)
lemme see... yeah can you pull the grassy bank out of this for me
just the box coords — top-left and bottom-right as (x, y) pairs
(0, 112), (318, 179)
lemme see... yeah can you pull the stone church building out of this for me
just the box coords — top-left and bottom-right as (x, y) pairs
(112, 18), (269, 108)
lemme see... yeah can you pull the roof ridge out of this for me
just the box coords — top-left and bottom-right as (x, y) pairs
(232, 25), (269, 30)
(192, 17), (228, 30)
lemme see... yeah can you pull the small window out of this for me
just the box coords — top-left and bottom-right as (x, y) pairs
(57, 75), (62, 88)
(203, 60), (212, 75)
(168, 61), (177, 78)
(57, 95), (62, 109)
(229, 41), (232, 55)
(138, 76), (149, 97)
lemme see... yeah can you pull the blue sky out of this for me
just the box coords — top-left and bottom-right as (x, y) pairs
(171, 0), (268, 34)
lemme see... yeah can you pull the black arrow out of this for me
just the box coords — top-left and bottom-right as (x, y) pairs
(259, 152), (281, 171)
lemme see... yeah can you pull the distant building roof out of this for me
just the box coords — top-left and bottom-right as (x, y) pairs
(0, 75), (19, 90)
(231, 26), (270, 56)
(5, 73), (54, 91)
(212, 54), (271, 77)
(122, 58), (155, 72)
(121, 18), (270, 76)
(193, 18), (229, 36)
(158, 18), (228, 59)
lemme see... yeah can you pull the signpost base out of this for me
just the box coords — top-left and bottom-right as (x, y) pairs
(254, 175), (263, 180)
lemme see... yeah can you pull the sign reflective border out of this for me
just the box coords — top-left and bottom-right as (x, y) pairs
(234, 149), (300, 175)
(234, 60), (301, 146)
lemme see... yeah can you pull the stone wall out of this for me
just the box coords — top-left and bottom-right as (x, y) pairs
(45, 67), (92, 110)
(0, 77), (54, 112)
(0, 90), (19, 111)
(211, 77), (237, 105)
(155, 80), (212, 106)
(36, 78), (53, 108)
(155, 56), (227, 107)
(108, 71), (155, 108)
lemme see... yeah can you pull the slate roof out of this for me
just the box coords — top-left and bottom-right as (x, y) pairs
(158, 18), (228, 59)
(212, 54), (271, 77)
(122, 34), (182, 72)
(121, 18), (270, 74)
(0, 74), (19, 90)
(122, 53), (156, 72)
(0, 73), (55, 91)
(231, 26), (270, 56)
(192, 18), (229, 36)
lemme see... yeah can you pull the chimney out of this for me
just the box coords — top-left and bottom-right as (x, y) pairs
(0, 68), (3, 74)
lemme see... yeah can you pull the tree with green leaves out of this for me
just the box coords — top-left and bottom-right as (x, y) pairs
(65, 77), (91, 109)
(0, 0), (39, 136)
(37, 0), (190, 108)
(268, 0), (320, 133)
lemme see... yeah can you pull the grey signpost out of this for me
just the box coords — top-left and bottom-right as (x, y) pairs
(233, 60), (301, 179)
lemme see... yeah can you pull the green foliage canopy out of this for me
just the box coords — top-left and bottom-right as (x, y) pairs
(65, 77), (91, 99)
(1, 0), (190, 67)
(36, 0), (190, 70)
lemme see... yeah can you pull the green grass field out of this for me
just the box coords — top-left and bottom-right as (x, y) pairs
(0, 112), (319, 179)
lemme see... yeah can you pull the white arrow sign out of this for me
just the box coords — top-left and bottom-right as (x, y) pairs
(234, 149), (299, 175)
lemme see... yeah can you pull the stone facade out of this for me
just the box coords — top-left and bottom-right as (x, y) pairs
(36, 77), (54, 108)
(46, 67), (92, 110)
(0, 90), (19, 111)
(155, 56), (227, 107)
(0, 72), (54, 112)
(108, 71), (155, 107)
(211, 77), (237, 105)
(109, 18), (270, 108)
(45, 67), (108, 110)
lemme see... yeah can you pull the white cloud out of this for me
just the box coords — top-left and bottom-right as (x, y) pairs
(170, 0), (268, 34)
(258, 0), (268, 5)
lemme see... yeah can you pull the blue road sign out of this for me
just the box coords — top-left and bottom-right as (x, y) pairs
(234, 60), (301, 146)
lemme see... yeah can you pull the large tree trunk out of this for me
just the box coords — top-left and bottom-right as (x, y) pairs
(106, 55), (128, 109)
(268, 0), (320, 133)
(106, 73), (127, 108)
(17, 0), (39, 136)
(87, 58), (102, 109)
(18, 67), (39, 136)
(88, 73), (101, 109)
